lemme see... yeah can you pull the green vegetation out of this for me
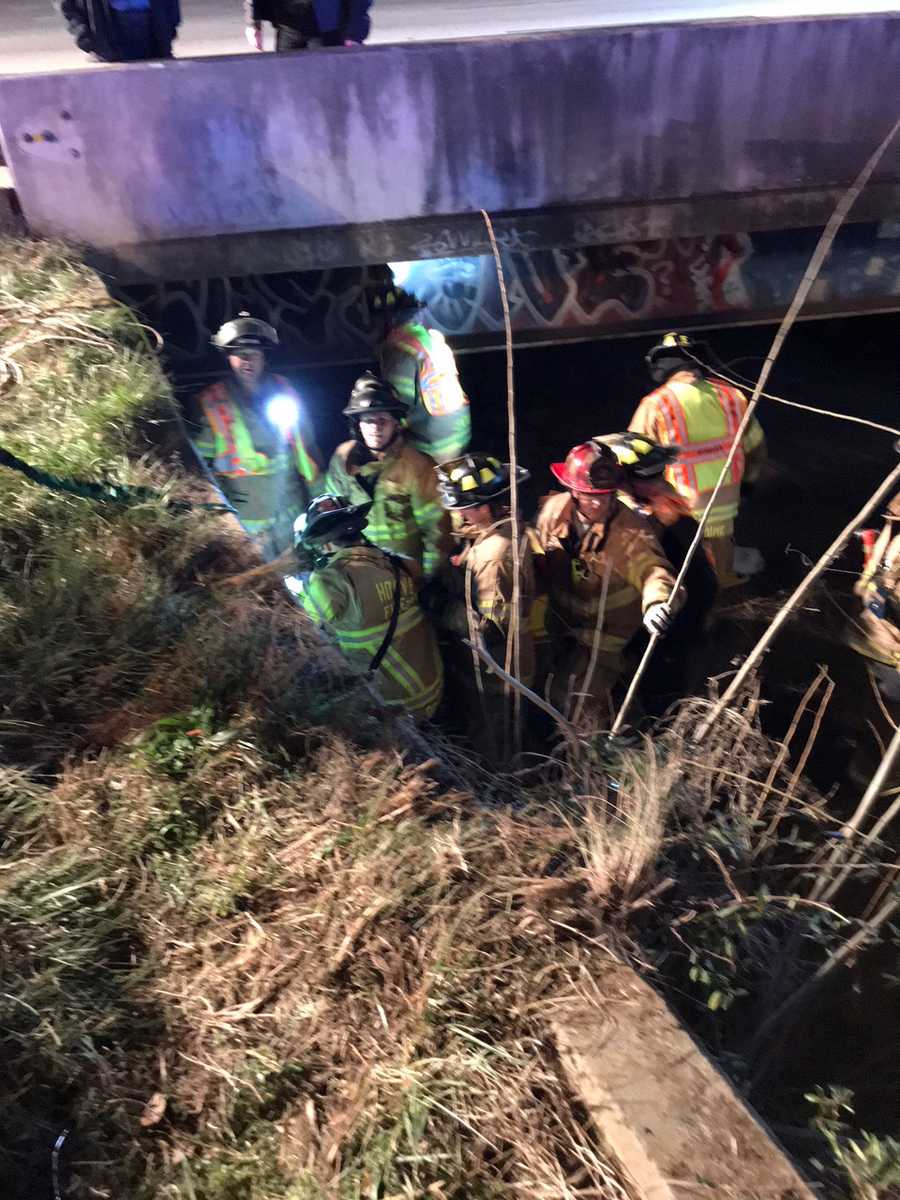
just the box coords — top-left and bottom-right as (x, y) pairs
(1, 238), (896, 1200)
(0, 239), (631, 1200)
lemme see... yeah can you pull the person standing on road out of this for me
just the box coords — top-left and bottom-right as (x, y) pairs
(244, 0), (373, 51)
(629, 332), (767, 588)
(189, 315), (322, 561)
(534, 441), (682, 728)
(292, 494), (444, 721)
(324, 373), (450, 580)
(370, 278), (472, 464)
(57, 0), (180, 61)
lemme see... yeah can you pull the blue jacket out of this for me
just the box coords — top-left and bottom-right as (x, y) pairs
(246, 0), (372, 42)
(58, 0), (180, 60)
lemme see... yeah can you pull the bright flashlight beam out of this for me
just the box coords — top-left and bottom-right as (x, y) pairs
(266, 394), (300, 435)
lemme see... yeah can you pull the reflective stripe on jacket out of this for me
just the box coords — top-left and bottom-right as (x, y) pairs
(297, 545), (443, 719)
(324, 436), (451, 578)
(380, 323), (471, 463)
(629, 375), (765, 537)
(535, 493), (679, 655)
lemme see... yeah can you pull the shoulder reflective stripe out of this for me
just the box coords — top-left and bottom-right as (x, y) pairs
(707, 381), (746, 482)
(657, 388), (695, 494)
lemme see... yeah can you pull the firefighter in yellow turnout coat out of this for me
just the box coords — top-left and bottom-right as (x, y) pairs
(191, 315), (321, 559)
(535, 442), (682, 727)
(325, 373), (450, 579)
(433, 454), (535, 761)
(629, 332), (766, 585)
(292, 495), (443, 721)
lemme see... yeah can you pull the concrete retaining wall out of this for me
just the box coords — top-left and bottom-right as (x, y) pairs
(1, 17), (898, 278)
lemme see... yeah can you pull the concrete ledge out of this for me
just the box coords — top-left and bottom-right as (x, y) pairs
(85, 180), (900, 281)
(553, 965), (816, 1200)
(1, 17), (898, 269)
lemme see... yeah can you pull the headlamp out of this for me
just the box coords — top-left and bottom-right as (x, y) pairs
(265, 393), (300, 435)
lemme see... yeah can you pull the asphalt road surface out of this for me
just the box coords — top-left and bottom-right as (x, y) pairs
(2, 0), (897, 75)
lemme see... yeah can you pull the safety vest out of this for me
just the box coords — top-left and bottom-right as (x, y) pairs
(631, 377), (754, 537)
(297, 545), (444, 720)
(197, 377), (319, 484)
(381, 323), (471, 463)
(194, 377), (321, 553)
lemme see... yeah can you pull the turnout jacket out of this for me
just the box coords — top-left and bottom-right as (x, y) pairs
(535, 493), (681, 656)
(324, 436), (450, 578)
(440, 516), (536, 686)
(296, 545), (443, 720)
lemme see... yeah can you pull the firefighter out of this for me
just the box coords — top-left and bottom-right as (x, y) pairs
(629, 331), (766, 586)
(842, 494), (900, 787)
(324, 373), (450, 579)
(190, 314), (321, 560)
(595, 431), (719, 710)
(850, 493), (900, 675)
(370, 279), (471, 463)
(292, 494), (444, 721)
(535, 441), (682, 727)
(432, 454), (535, 761)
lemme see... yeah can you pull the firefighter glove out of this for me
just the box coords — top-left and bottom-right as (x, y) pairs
(643, 602), (673, 637)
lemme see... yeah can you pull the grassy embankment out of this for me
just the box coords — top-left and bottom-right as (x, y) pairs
(0, 239), (641, 1199)
(2, 238), (898, 1200)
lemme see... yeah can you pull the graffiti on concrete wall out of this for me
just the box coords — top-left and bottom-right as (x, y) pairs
(117, 222), (900, 373)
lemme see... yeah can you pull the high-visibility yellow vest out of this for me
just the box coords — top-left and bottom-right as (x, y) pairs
(630, 377), (762, 538)
(297, 545), (444, 720)
(197, 377), (319, 483)
(381, 323), (471, 463)
(194, 376), (320, 549)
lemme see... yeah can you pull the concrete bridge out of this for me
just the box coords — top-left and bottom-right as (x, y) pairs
(1, 14), (899, 284)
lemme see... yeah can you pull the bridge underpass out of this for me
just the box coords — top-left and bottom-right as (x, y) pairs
(1, 18), (899, 1181)
(1, 14), (898, 371)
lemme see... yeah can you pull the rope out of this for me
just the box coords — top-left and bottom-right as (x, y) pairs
(482, 209), (524, 758)
(0, 446), (233, 513)
(693, 353), (900, 440)
(610, 112), (900, 737)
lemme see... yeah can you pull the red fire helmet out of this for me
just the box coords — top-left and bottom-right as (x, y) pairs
(550, 442), (622, 494)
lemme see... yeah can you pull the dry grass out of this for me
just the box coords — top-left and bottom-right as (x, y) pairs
(0, 240), (636, 1200)
(3, 237), (892, 1200)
